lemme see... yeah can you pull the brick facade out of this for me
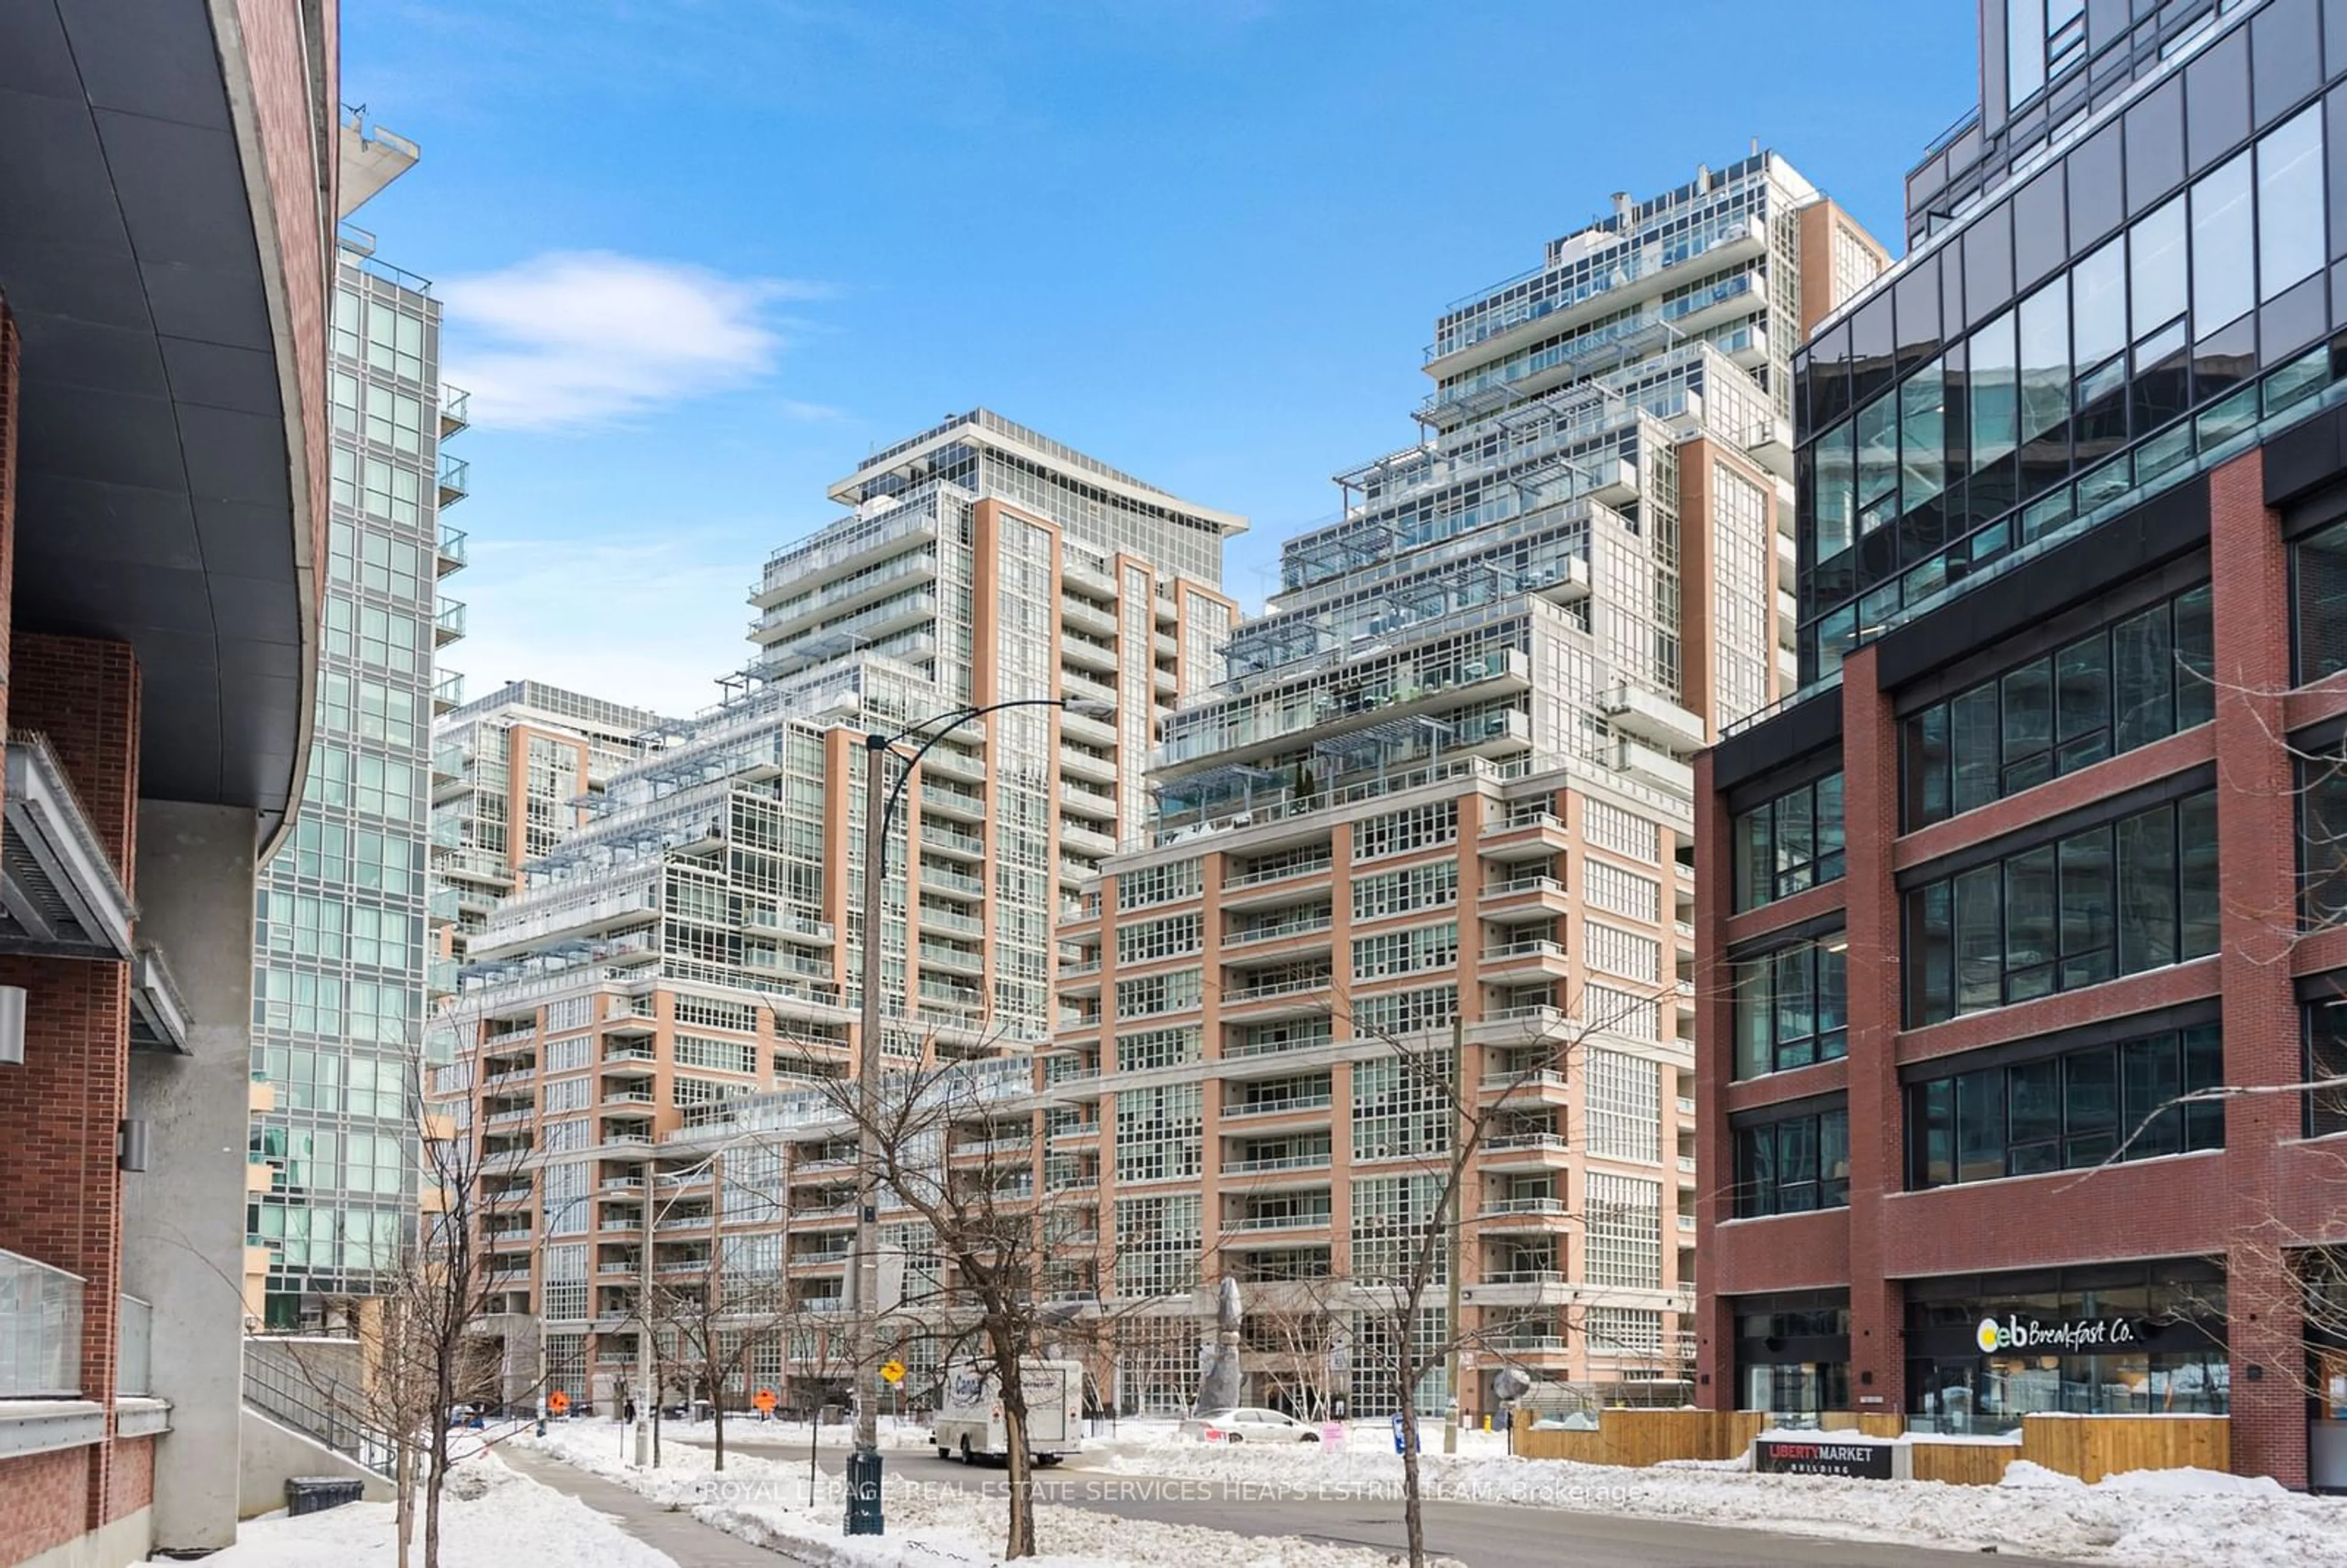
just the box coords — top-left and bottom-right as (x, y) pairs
(0, 1449), (97, 1564)
(1695, 449), (2347, 1483)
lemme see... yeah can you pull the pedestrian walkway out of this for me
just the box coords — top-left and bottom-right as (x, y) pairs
(500, 1442), (815, 1566)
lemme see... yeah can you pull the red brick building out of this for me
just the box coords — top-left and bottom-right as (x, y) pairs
(0, 2), (339, 1561)
(1695, 0), (2347, 1491)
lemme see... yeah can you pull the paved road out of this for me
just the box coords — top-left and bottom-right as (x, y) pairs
(501, 1442), (815, 1566)
(677, 1432), (2081, 1568)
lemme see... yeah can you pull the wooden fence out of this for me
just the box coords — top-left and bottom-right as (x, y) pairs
(2018, 1415), (2229, 1485)
(1511, 1410), (2231, 1487)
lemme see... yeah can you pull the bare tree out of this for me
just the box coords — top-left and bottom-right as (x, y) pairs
(644, 1160), (798, 1473)
(795, 1049), (1097, 1560)
(1206, 981), (1665, 1568)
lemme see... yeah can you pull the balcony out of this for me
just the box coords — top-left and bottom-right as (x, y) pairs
(1480, 874), (1567, 909)
(2, 731), (133, 959)
(920, 822), (986, 861)
(437, 454), (469, 509)
(1477, 938), (1569, 979)
(1225, 914), (1334, 950)
(439, 385), (471, 436)
(1222, 972), (1332, 1006)
(1476, 1196), (1570, 1230)
(1479, 1132), (1570, 1169)
(433, 599), (466, 646)
(1477, 1069), (1570, 1102)
(1224, 1208), (1332, 1234)
(436, 524), (468, 576)
(1221, 1151), (1332, 1177)
(1480, 808), (1568, 845)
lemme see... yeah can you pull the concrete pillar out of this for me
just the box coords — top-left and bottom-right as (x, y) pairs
(122, 800), (260, 1553)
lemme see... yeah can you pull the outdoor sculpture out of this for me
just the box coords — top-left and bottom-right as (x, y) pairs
(1194, 1276), (1244, 1413)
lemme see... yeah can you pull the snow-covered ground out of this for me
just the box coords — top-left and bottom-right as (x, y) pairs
(143, 1446), (675, 1568)
(1096, 1431), (2347, 1568)
(520, 1419), (1463, 1568)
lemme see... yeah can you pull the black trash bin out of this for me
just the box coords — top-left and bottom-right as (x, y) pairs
(286, 1477), (365, 1517)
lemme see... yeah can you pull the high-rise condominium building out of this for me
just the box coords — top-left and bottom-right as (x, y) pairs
(1697, 0), (2347, 1491)
(246, 131), (471, 1325)
(1043, 153), (1887, 1418)
(429, 680), (672, 980)
(428, 412), (1239, 1406)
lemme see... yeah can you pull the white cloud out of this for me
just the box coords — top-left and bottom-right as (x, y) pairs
(448, 532), (754, 717)
(439, 252), (823, 430)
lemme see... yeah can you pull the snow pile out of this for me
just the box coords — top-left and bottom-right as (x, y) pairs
(620, 1413), (938, 1453)
(144, 1448), (675, 1568)
(1100, 1434), (2347, 1568)
(521, 1421), (1456, 1568)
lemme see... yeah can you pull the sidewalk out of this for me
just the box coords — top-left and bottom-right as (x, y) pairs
(500, 1442), (817, 1566)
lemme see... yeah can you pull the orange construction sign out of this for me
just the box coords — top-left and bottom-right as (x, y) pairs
(753, 1388), (777, 1413)
(546, 1390), (570, 1416)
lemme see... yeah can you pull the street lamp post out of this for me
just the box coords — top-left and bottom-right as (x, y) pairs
(843, 695), (1111, 1537)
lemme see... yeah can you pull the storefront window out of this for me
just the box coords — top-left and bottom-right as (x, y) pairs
(1733, 1290), (1852, 1424)
(1903, 1264), (2227, 1435)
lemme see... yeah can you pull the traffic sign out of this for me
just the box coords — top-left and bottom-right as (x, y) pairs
(546, 1390), (570, 1416)
(880, 1359), (906, 1385)
(753, 1388), (776, 1413)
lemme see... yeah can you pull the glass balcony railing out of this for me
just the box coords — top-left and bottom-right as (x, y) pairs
(435, 599), (466, 640)
(117, 1294), (153, 1398)
(436, 455), (469, 506)
(1, 1249), (84, 1397)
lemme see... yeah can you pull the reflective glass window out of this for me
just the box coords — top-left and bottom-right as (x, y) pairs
(2192, 150), (2256, 332)
(2260, 106), (2326, 302)
(1901, 359), (1948, 510)
(2073, 234), (2128, 368)
(2018, 281), (2071, 445)
(2126, 78), (2186, 211)
(1969, 309), (2021, 466)
(2185, 27), (2250, 174)
(2131, 196), (2189, 334)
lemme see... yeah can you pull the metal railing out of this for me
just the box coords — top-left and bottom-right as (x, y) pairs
(0, 1251), (83, 1397)
(242, 1347), (396, 1478)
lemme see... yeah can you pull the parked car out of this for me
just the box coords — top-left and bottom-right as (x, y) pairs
(1178, 1407), (1323, 1443)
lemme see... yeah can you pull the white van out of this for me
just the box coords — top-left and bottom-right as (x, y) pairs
(931, 1360), (1083, 1465)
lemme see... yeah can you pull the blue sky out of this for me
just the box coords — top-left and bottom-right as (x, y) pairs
(344, 0), (1979, 717)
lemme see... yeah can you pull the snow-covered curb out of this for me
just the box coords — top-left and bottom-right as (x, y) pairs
(145, 1446), (675, 1568)
(1096, 1440), (2347, 1568)
(518, 1421), (1463, 1568)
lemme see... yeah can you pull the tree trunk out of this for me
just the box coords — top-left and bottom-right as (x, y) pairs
(425, 1348), (454, 1568)
(652, 1394), (663, 1467)
(713, 1381), (725, 1472)
(1398, 1341), (1425, 1568)
(994, 1330), (1037, 1560)
(395, 1440), (413, 1568)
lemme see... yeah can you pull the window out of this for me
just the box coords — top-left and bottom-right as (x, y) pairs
(1116, 968), (1202, 1018)
(2191, 151), (2256, 333)
(1903, 583), (2215, 827)
(1584, 1172), (1661, 1290)
(1582, 860), (1658, 921)
(1118, 913), (1202, 965)
(1582, 921), (1658, 983)
(2296, 519), (2347, 682)
(1581, 799), (1656, 860)
(1733, 939), (1849, 1079)
(1905, 789), (2219, 1025)
(1733, 1105), (1851, 1217)
(1351, 1057), (1452, 1161)
(2299, 752), (2347, 927)
(1351, 860), (1458, 921)
(2258, 106), (2324, 302)
(1115, 1025), (1200, 1072)
(1732, 773), (1846, 910)
(1353, 984), (1458, 1037)
(674, 1035), (758, 1075)
(1122, 858), (1203, 910)
(1585, 1050), (1661, 1162)
(1351, 921), (1458, 980)
(2307, 1000), (2347, 1137)
(1354, 802), (1458, 861)
(1906, 1025), (2223, 1188)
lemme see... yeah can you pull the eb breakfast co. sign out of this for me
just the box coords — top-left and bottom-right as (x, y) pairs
(1974, 1314), (2142, 1354)
(1752, 1437), (1897, 1479)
